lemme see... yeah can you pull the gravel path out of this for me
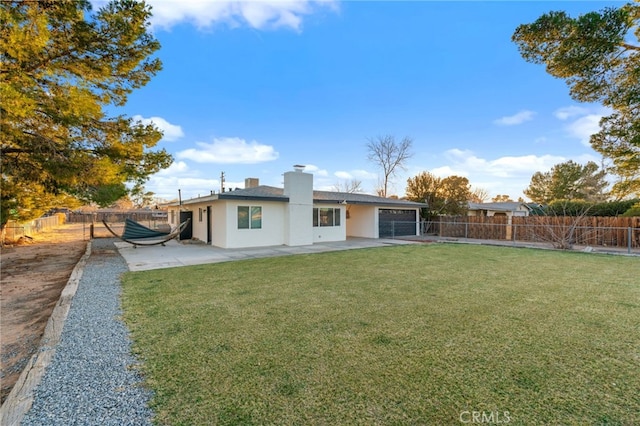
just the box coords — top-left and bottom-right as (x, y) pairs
(21, 239), (153, 426)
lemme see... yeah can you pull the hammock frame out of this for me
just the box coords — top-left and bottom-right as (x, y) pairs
(102, 218), (191, 248)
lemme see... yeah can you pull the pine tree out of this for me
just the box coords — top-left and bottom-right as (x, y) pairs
(513, 2), (639, 197)
(0, 0), (172, 227)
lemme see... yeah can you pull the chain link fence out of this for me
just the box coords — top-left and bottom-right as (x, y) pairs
(2, 215), (65, 243)
(67, 212), (169, 238)
(381, 217), (640, 255)
(2, 211), (169, 243)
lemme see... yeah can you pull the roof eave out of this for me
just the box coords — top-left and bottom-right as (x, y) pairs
(314, 199), (427, 207)
(218, 194), (290, 202)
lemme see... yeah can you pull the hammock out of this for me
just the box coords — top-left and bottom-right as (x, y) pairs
(102, 218), (191, 247)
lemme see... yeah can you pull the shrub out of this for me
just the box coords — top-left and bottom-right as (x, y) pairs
(591, 199), (639, 216)
(546, 199), (639, 216)
(622, 202), (640, 217)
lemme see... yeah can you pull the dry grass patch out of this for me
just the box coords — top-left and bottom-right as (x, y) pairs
(121, 244), (640, 425)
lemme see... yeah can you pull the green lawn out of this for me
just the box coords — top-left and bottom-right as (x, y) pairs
(121, 244), (640, 425)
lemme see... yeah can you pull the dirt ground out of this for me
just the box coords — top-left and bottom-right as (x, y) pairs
(1, 223), (90, 405)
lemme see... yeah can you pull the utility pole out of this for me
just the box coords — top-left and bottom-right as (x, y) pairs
(220, 171), (225, 193)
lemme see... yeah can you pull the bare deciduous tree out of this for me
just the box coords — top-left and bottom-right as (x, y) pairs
(470, 187), (490, 203)
(526, 201), (593, 250)
(333, 179), (363, 193)
(366, 135), (413, 198)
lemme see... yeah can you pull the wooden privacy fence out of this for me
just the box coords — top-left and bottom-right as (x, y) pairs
(426, 216), (640, 250)
(512, 216), (640, 249)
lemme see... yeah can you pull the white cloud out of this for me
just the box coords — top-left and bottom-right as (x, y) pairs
(422, 149), (608, 200)
(177, 137), (279, 164)
(445, 149), (486, 170)
(493, 110), (536, 126)
(351, 169), (377, 180)
(304, 164), (329, 176)
(145, 162), (219, 200)
(309, 168), (378, 193)
(107, 0), (340, 31)
(156, 160), (190, 175)
(575, 153), (601, 164)
(132, 115), (184, 142)
(334, 169), (377, 180)
(554, 106), (590, 121)
(444, 148), (564, 178)
(489, 155), (560, 177)
(419, 149), (576, 200)
(566, 114), (603, 146)
(431, 165), (465, 177)
(554, 105), (611, 147)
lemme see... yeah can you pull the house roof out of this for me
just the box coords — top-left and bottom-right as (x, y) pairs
(219, 186), (289, 202)
(312, 189), (427, 207)
(171, 185), (427, 208)
(467, 202), (531, 212)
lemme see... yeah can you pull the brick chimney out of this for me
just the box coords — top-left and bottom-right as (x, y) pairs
(245, 177), (259, 188)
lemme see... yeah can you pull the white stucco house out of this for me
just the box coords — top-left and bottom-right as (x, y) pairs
(165, 168), (427, 249)
(467, 202), (533, 218)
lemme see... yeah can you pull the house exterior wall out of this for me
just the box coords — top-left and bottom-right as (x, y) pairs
(468, 209), (529, 218)
(166, 204), (209, 242)
(467, 204), (530, 218)
(345, 205), (377, 238)
(211, 202), (227, 247)
(167, 207), (178, 227)
(168, 201), (287, 248)
(191, 206), (210, 242)
(222, 200), (286, 249)
(313, 205), (346, 243)
(165, 180), (425, 248)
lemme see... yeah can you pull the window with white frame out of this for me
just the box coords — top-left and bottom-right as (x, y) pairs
(313, 207), (341, 227)
(237, 206), (262, 229)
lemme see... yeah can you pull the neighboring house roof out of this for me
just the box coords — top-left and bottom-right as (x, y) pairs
(467, 202), (531, 212)
(171, 185), (427, 208)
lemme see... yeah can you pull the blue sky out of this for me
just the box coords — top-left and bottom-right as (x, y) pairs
(96, 0), (622, 202)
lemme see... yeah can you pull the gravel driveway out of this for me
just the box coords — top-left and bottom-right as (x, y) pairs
(20, 238), (153, 426)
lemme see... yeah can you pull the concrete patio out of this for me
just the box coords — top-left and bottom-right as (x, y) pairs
(115, 237), (419, 271)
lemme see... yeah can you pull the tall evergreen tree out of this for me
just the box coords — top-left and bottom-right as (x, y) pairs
(524, 161), (609, 204)
(513, 2), (640, 197)
(0, 0), (172, 227)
